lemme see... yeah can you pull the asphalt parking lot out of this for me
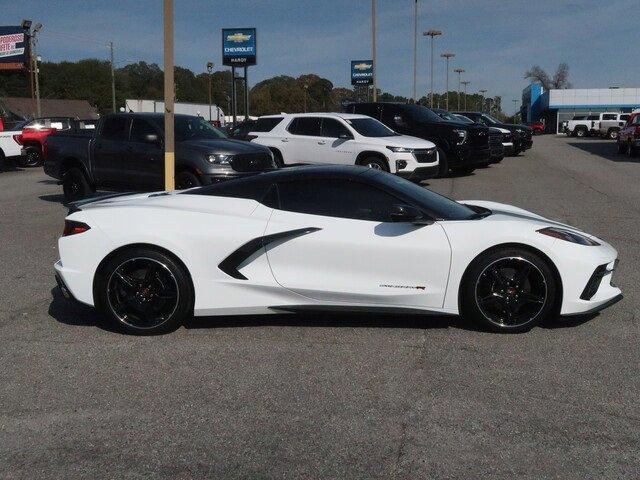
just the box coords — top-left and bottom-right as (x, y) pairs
(1, 135), (638, 479)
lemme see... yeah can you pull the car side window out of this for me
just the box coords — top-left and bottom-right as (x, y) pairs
(130, 119), (158, 143)
(620, 115), (629, 121)
(101, 117), (130, 141)
(321, 118), (351, 138)
(277, 178), (401, 222)
(602, 114), (616, 120)
(288, 117), (322, 136)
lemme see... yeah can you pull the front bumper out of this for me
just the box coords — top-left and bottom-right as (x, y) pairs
(450, 145), (491, 167)
(397, 164), (439, 180)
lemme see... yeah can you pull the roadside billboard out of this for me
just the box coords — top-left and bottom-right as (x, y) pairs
(0, 26), (28, 71)
(351, 60), (373, 86)
(222, 28), (256, 67)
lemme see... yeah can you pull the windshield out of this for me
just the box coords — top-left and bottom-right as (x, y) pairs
(371, 171), (478, 220)
(433, 109), (465, 123)
(453, 114), (474, 124)
(158, 117), (227, 141)
(346, 117), (398, 137)
(402, 105), (443, 123)
(480, 114), (502, 125)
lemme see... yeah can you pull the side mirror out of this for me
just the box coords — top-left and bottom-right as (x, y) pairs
(389, 204), (431, 224)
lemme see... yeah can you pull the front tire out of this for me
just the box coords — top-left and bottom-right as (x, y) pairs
(451, 165), (475, 175)
(435, 148), (449, 178)
(94, 247), (193, 335)
(62, 167), (93, 203)
(176, 170), (202, 190)
(607, 128), (619, 140)
(357, 156), (389, 172)
(459, 248), (558, 333)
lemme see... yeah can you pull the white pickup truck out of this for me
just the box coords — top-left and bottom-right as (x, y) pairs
(0, 129), (25, 165)
(565, 114), (601, 137)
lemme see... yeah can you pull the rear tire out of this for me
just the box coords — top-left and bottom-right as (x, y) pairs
(459, 247), (558, 333)
(62, 167), (93, 203)
(576, 128), (587, 138)
(176, 170), (202, 190)
(607, 128), (619, 140)
(16, 146), (43, 168)
(616, 141), (626, 154)
(357, 156), (389, 172)
(435, 148), (449, 178)
(94, 247), (193, 335)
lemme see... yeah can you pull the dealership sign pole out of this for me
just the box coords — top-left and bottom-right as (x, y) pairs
(222, 28), (256, 127)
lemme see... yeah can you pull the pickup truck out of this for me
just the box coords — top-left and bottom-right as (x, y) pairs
(344, 103), (491, 176)
(565, 114), (600, 137)
(616, 112), (640, 157)
(44, 112), (277, 202)
(597, 112), (630, 139)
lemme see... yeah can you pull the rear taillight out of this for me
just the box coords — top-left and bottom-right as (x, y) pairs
(13, 134), (23, 145)
(62, 220), (90, 236)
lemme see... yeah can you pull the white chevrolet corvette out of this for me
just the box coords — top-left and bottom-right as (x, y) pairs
(55, 165), (622, 334)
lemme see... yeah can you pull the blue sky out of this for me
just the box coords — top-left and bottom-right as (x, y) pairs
(6, 0), (638, 111)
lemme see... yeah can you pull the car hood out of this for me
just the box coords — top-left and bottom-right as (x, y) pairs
(381, 134), (436, 149)
(459, 200), (599, 237)
(180, 138), (270, 154)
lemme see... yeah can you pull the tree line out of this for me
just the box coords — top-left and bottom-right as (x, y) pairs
(0, 58), (504, 118)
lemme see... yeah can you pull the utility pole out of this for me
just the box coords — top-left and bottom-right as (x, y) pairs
(303, 85), (308, 112)
(440, 52), (454, 110)
(206, 61), (214, 121)
(423, 30), (441, 107)
(454, 68), (464, 110)
(479, 89), (487, 112)
(163, 0), (175, 191)
(109, 41), (116, 113)
(30, 23), (43, 118)
(461, 80), (470, 110)
(412, 0), (418, 101)
(371, 0), (377, 102)
(513, 99), (518, 124)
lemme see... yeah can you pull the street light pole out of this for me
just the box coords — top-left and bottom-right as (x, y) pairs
(440, 52), (455, 110)
(303, 85), (308, 113)
(479, 89), (487, 112)
(206, 62), (214, 121)
(412, 0), (418, 101)
(513, 99), (518, 124)
(454, 68), (464, 110)
(163, 0), (175, 191)
(461, 80), (470, 110)
(29, 23), (43, 118)
(423, 29), (441, 107)
(371, 0), (377, 102)
(109, 41), (116, 113)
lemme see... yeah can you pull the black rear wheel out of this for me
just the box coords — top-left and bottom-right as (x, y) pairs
(62, 167), (93, 203)
(95, 248), (193, 335)
(16, 146), (43, 168)
(460, 248), (558, 333)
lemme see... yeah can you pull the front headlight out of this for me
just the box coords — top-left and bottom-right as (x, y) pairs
(537, 227), (600, 246)
(452, 129), (467, 145)
(206, 154), (232, 165)
(386, 146), (414, 153)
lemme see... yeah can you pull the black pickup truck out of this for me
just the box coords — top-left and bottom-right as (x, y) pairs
(44, 113), (276, 202)
(453, 111), (533, 155)
(344, 103), (491, 176)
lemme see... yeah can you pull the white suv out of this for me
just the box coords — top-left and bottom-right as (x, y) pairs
(248, 113), (439, 181)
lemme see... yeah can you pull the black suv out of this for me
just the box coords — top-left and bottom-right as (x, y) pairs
(344, 103), (491, 176)
(454, 111), (533, 155)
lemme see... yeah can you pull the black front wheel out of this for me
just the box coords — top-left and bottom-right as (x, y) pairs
(460, 248), (558, 333)
(95, 248), (193, 335)
(176, 171), (202, 190)
(451, 165), (475, 176)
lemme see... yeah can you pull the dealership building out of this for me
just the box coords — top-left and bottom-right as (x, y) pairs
(521, 84), (640, 133)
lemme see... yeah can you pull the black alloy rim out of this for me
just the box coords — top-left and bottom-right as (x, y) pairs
(475, 257), (547, 327)
(177, 176), (196, 189)
(27, 150), (40, 166)
(107, 258), (179, 329)
(366, 161), (382, 170)
(64, 177), (80, 198)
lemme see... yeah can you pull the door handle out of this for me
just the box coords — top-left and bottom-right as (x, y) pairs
(317, 141), (326, 145)
(281, 138), (289, 142)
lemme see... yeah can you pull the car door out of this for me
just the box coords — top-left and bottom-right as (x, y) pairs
(284, 117), (325, 164)
(318, 118), (357, 165)
(128, 117), (164, 189)
(264, 177), (451, 309)
(93, 116), (131, 187)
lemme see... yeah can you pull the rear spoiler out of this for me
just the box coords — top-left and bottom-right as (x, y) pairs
(67, 191), (140, 214)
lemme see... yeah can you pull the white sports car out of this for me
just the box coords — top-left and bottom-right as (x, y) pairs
(54, 165), (622, 334)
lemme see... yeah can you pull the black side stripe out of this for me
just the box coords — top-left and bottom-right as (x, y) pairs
(218, 227), (321, 280)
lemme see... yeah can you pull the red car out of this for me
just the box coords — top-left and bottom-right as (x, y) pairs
(617, 112), (640, 157)
(529, 121), (545, 135)
(13, 117), (97, 167)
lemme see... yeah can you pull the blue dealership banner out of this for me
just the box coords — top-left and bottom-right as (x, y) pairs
(351, 60), (373, 86)
(0, 26), (28, 70)
(222, 28), (256, 67)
